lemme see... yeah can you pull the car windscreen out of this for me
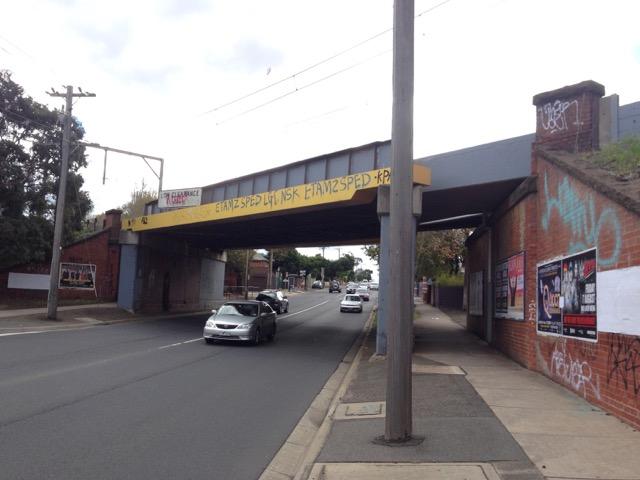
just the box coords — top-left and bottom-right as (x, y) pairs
(218, 304), (258, 317)
(345, 295), (361, 301)
(256, 293), (275, 301)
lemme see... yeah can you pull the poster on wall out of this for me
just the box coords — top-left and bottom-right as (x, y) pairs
(59, 263), (96, 291)
(495, 260), (508, 316)
(537, 260), (562, 335)
(495, 252), (525, 320)
(469, 271), (483, 315)
(562, 249), (597, 340)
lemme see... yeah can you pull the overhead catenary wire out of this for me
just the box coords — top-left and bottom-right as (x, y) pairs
(215, 49), (391, 126)
(200, 0), (453, 116)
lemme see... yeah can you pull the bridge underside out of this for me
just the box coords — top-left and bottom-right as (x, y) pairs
(140, 176), (526, 250)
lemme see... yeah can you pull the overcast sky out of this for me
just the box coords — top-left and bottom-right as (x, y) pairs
(2, 0), (639, 277)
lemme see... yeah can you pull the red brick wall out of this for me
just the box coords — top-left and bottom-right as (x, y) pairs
(491, 195), (538, 369)
(0, 230), (120, 303)
(533, 157), (640, 429)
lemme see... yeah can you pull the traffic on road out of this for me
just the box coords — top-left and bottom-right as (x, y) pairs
(0, 289), (375, 480)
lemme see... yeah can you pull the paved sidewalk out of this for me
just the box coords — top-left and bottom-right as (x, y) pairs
(305, 303), (640, 480)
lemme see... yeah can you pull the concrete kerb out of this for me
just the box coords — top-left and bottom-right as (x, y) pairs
(259, 306), (377, 480)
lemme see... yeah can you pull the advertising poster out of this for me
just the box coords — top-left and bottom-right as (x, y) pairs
(562, 249), (597, 340)
(59, 263), (96, 291)
(495, 260), (508, 317)
(508, 253), (525, 320)
(469, 271), (483, 316)
(495, 253), (525, 320)
(537, 260), (562, 334)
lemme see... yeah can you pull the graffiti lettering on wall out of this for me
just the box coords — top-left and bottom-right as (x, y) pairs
(538, 99), (580, 134)
(542, 173), (622, 266)
(528, 299), (536, 323)
(607, 336), (640, 396)
(550, 341), (601, 399)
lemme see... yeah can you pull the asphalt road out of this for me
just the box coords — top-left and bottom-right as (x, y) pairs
(0, 290), (374, 480)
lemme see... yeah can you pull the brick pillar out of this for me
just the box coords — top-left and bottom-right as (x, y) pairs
(103, 209), (123, 241)
(532, 80), (605, 153)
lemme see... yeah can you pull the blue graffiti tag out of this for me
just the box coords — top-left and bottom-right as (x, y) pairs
(542, 173), (622, 266)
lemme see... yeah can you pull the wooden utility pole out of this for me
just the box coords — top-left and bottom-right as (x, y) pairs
(46, 86), (95, 320)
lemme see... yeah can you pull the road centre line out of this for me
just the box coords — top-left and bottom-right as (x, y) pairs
(279, 300), (329, 318)
(0, 331), (44, 337)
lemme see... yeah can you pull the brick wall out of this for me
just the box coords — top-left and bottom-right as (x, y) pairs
(533, 156), (640, 429)
(465, 80), (640, 429)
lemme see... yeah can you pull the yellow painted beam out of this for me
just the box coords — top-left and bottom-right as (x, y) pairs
(124, 165), (431, 232)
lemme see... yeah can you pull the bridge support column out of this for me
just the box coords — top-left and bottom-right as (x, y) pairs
(376, 187), (390, 355)
(117, 230), (140, 312)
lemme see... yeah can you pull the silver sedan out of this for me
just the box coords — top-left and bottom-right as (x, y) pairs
(203, 301), (277, 345)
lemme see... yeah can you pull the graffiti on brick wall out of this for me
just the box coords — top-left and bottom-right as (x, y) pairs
(607, 336), (640, 396)
(542, 173), (622, 266)
(528, 299), (536, 323)
(549, 341), (601, 399)
(538, 99), (580, 134)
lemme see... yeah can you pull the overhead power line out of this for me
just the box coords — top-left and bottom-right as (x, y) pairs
(200, 0), (453, 116)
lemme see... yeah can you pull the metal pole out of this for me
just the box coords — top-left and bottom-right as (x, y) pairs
(268, 250), (273, 289)
(158, 158), (164, 194)
(47, 86), (73, 320)
(384, 0), (418, 443)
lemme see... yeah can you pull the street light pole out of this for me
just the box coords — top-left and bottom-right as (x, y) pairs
(383, 0), (421, 444)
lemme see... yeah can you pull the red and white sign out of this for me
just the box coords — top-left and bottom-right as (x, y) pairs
(159, 188), (202, 208)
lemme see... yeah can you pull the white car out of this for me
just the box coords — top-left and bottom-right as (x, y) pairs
(356, 287), (370, 302)
(369, 282), (379, 290)
(340, 294), (363, 313)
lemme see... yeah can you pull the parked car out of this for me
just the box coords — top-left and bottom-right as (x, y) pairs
(312, 280), (323, 289)
(346, 283), (357, 294)
(256, 290), (289, 314)
(203, 301), (276, 344)
(369, 282), (379, 290)
(340, 294), (363, 313)
(329, 280), (341, 293)
(356, 287), (370, 301)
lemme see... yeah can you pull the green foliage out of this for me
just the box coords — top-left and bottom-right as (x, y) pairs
(588, 136), (640, 178)
(435, 273), (464, 287)
(120, 180), (157, 219)
(354, 268), (372, 281)
(226, 249), (255, 276)
(415, 229), (468, 280)
(0, 70), (92, 268)
(268, 248), (360, 281)
(361, 244), (380, 266)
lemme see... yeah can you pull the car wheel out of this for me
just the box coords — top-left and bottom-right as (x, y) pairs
(205, 338), (214, 344)
(253, 328), (261, 345)
(268, 322), (276, 341)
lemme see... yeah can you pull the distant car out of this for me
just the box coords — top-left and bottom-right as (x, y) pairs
(340, 294), (363, 313)
(346, 283), (357, 294)
(203, 301), (276, 344)
(329, 280), (341, 293)
(312, 280), (323, 289)
(256, 290), (289, 314)
(369, 282), (379, 290)
(356, 287), (370, 301)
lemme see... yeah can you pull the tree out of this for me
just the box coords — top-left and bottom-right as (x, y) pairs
(0, 70), (92, 269)
(414, 229), (469, 280)
(121, 180), (157, 219)
(362, 244), (380, 266)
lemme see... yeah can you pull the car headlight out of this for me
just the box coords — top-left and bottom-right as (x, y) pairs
(205, 320), (216, 327)
(237, 323), (252, 329)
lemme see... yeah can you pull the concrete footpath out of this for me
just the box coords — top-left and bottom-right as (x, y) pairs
(269, 303), (640, 480)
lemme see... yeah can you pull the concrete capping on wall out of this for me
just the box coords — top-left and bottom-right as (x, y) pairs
(532, 80), (605, 106)
(535, 147), (640, 217)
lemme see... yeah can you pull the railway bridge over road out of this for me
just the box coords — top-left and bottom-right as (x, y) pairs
(117, 132), (533, 352)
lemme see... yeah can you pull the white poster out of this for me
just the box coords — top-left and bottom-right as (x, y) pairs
(159, 188), (202, 208)
(469, 270), (483, 315)
(8, 272), (50, 290)
(598, 266), (640, 336)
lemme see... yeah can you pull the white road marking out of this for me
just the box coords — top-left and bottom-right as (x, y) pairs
(158, 337), (203, 349)
(0, 331), (44, 337)
(279, 300), (329, 318)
